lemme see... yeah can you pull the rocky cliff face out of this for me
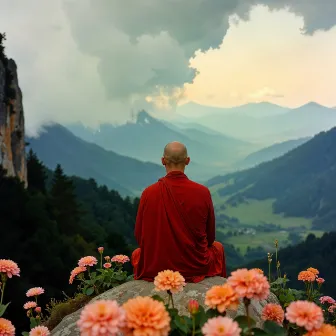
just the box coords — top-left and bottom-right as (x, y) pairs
(0, 37), (27, 185)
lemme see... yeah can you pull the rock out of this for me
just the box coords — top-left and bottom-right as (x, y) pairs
(0, 48), (27, 185)
(51, 277), (278, 335)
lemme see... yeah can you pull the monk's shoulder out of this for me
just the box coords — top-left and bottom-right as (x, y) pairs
(186, 179), (211, 195)
(141, 181), (161, 197)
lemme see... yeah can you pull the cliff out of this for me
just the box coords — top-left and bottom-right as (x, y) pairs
(0, 33), (27, 185)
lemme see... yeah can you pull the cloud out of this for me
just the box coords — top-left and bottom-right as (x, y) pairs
(249, 87), (285, 101)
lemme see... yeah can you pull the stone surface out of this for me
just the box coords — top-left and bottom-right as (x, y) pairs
(0, 57), (27, 185)
(51, 277), (278, 336)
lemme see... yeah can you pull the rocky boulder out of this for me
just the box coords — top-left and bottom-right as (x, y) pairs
(51, 277), (278, 335)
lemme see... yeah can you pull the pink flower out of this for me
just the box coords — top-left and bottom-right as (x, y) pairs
(29, 326), (50, 336)
(111, 255), (130, 264)
(227, 268), (270, 300)
(188, 300), (199, 315)
(286, 301), (324, 331)
(316, 278), (325, 285)
(23, 301), (37, 310)
(35, 307), (41, 314)
(104, 263), (112, 269)
(69, 266), (87, 284)
(202, 316), (241, 336)
(98, 247), (104, 253)
(104, 256), (111, 261)
(0, 259), (20, 278)
(0, 318), (15, 336)
(26, 287), (44, 297)
(328, 305), (336, 313)
(320, 296), (336, 305)
(261, 303), (285, 325)
(78, 256), (98, 267)
(77, 300), (125, 336)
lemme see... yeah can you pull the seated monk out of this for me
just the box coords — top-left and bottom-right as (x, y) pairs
(131, 141), (226, 282)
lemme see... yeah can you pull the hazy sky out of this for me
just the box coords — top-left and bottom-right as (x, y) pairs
(1, 0), (336, 134)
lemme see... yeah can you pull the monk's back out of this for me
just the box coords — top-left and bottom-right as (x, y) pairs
(134, 171), (215, 281)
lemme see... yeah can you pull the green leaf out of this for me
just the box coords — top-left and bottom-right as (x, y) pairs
(263, 321), (286, 336)
(0, 302), (10, 317)
(151, 295), (165, 303)
(90, 272), (97, 279)
(114, 274), (126, 281)
(234, 315), (256, 329)
(174, 317), (189, 334)
(86, 287), (95, 296)
(84, 279), (95, 285)
(251, 327), (268, 335)
(30, 317), (38, 329)
(271, 278), (290, 286)
(21, 332), (29, 336)
(205, 308), (219, 319)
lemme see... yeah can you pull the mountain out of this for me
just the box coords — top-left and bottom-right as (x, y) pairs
(193, 102), (336, 142)
(236, 137), (311, 169)
(207, 126), (336, 231)
(26, 124), (165, 195)
(177, 101), (289, 118)
(66, 111), (256, 180)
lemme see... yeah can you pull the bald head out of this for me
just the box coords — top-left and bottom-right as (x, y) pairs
(162, 142), (190, 171)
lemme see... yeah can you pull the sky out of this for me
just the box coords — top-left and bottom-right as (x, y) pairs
(1, 0), (336, 135)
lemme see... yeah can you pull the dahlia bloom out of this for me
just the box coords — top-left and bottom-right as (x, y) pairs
(261, 303), (285, 325)
(188, 300), (199, 315)
(298, 271), (316, 282)
(69, 266), (87, 284)
(0, 318), (15, 336)
(122, 296), (170, 336)
(23, 301), (37, 310)
(304, 324), (336, 336)
(307, 268), (319, 276)
(316, 278), (325, 284)
(205, 284), (239, 313)
(35, 307), (41, 314)
(0, 259), (20, 278)
(154, 270), (186, 294)
(286, 301), (324, 331)
(227, 268), (270, 300)
(252, 268), (264, 275)
(77, 300), (125, 336)
(328, 305), (336, 313)
(111, 255), (130, 264)
(319, 296), (335, 305)
(98, 247), (104, 253)
(202, 316), (241, 336)
(26, 287), (44, 297)
(103, 263), (112, 269)
(78, 256), (98, 267)
(29, 326), (50, 336)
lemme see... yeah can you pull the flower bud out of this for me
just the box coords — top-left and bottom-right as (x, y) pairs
(98, 247), (104, 254)
(317, 278), (325, 284)
(35, 307), (42, 313)
(104, 256), (111, 261)
(188, 299), (199, 315)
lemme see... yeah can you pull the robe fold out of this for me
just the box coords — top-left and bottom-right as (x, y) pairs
(133, 171), (226, 282)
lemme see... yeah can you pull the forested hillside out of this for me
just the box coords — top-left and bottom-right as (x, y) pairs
(208, 127), (336, 231)
(0, 151), (139, 331)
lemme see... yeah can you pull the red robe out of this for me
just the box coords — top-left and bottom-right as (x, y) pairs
(132, 171), (226, 282)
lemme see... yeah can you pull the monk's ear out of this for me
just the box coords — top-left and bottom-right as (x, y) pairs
(185, 157), (190, 166)
(161, 157), (166, 166)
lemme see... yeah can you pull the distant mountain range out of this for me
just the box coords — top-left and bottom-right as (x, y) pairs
(181, 102), (336, 142)
(236, 136), (311, 169)
(26, 124), (164, 196)
(66, 110), (258, 180)
(207, 126), (336, 231)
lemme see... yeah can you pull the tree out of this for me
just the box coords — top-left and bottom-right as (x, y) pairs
(27, 149), (47, 194)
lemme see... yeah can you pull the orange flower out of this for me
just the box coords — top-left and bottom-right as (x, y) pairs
(77, 300), (125, 336)
(286, 301), (324, 331)
(23, 301), (37, 310)
(111, 255), (130, 264)
(0, 318), (15, 336)
(122, 296), (170, 336)
(205, 284), (239, 313)
(307, 268), (319, 276)
(69, 266), (87, 284)
(0, 259), (20, 278)
(305, 324), (336, 336)
(227, 268), (270, 300)
(154, 270), (186, 294)
(252, 268), (264, 275)
(202, 316), (241, 336)
(298, 271), (316, 282)
(26, 287), (44, 297)
(78, 256), (98, 267)
(261, 303), (285, 325)
(29, 326), (50, 336)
